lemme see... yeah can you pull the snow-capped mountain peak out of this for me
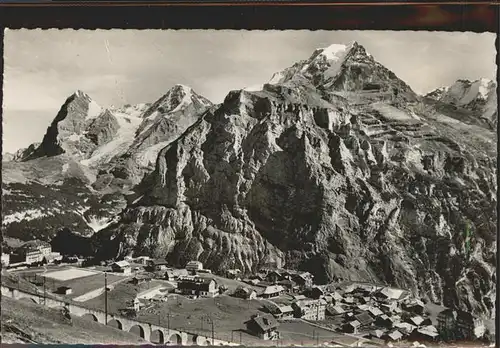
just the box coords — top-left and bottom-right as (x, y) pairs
(427, 78), (497, 105)
(425, 77), (497, 130)
(316, 41), (357, 61)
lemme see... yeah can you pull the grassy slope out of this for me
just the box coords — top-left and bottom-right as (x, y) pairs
(1, 296), (146, 344)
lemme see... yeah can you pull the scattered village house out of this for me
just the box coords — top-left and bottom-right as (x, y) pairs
(134, 256), (152, 265)
(291, 272), (314, 288)
(226, 269), (242, 279)
(245, 314), (280, 340)
(354, 311), (376, 329)
(265, 270), (283, 283)
(402, 299), (425, 315)
(177, 276), (218, 298)
(276, 279), (300, 293)
(130, 275), (152, 285)
(111, 260), (132, 274)
(146, 259), (169, 272)
(309, 285), (325, 299)
(383, 330), (403, 341)
(233, 287), (257, 300)
(326, 304), (345, 316)
(406, 315), (432, 327)
(164, 268), (189, 281)
(374, 287), (409, 303)
(292, 299), (327, 321)
(186, 260), (203, 273)
(268, 304), (294, 319)
(343, 320), (361, 334)
(409, 325), (439, 342)
(258, 285), (285, 299)
(137, 285), (169, 302)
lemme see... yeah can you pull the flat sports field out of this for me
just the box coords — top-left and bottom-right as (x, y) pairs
(43, 268), (98, 281)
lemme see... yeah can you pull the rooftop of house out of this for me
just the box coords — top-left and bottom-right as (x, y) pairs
(178, 275), (214, 285)
(409, 316), (425, 326)
(247, 314), (279, 332)
(355, 311), (375, 325)
(378, 287), (408, 301)
(186, 261), (203, 266)
(150, 259), (169, 266)
(387, 330), (403, 340)
(278, 305), (294, 313)
(367, 306), (384, 317)
(236, 287), (255, 294)
(112, 260), (131, 268)
(347, 320), (361, 328)
(416, 325), (439, 337)
(327, 305), (345, 314)
(260, 285), (285, 295)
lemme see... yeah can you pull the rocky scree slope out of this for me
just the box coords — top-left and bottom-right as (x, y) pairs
(2, 85), (212, 241)
(94, 42), (496, 320)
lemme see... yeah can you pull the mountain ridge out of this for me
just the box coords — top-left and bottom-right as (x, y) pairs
(2, 42), (497, 322)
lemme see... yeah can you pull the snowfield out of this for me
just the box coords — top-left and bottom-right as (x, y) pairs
(136, 141), (172, 167)
(2, 209), (47, 225)
(86, 100), (103, 120)
(81, 112), (143, 167)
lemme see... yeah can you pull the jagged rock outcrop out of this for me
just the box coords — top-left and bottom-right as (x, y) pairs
(95, 42), (496, 321)
(86, 110), (120, 146)
(25, 90), (105, 160)
(100, 84), (214, 185)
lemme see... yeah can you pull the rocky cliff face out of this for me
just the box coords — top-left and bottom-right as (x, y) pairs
(95, 42), (496, 320)
(100, 84), (214, 186)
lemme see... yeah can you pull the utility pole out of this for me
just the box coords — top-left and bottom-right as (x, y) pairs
(104, 272), (108, 325)
(211, 319), (215, 346)
(239, 331), (242, 345)
(167, 312), (171, 333)
(43, 275), (46, 305)
(312, 330), (315, 346)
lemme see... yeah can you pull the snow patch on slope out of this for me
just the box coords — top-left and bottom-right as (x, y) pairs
(85, 216), (116, 233)
(81, 112), (143, 167)
(243, 84), (264, 92)
(86, 100), (103, 120)
(3, 209), (47, 224)
(136, 141), (173, 167)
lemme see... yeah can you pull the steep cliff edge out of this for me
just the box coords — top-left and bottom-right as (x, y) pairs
(95, 43), (497, 320)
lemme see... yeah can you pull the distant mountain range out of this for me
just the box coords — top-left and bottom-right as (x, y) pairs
(2, 41), (497, 321)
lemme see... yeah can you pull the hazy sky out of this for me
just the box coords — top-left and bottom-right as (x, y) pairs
(3, 29), (496, 153)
